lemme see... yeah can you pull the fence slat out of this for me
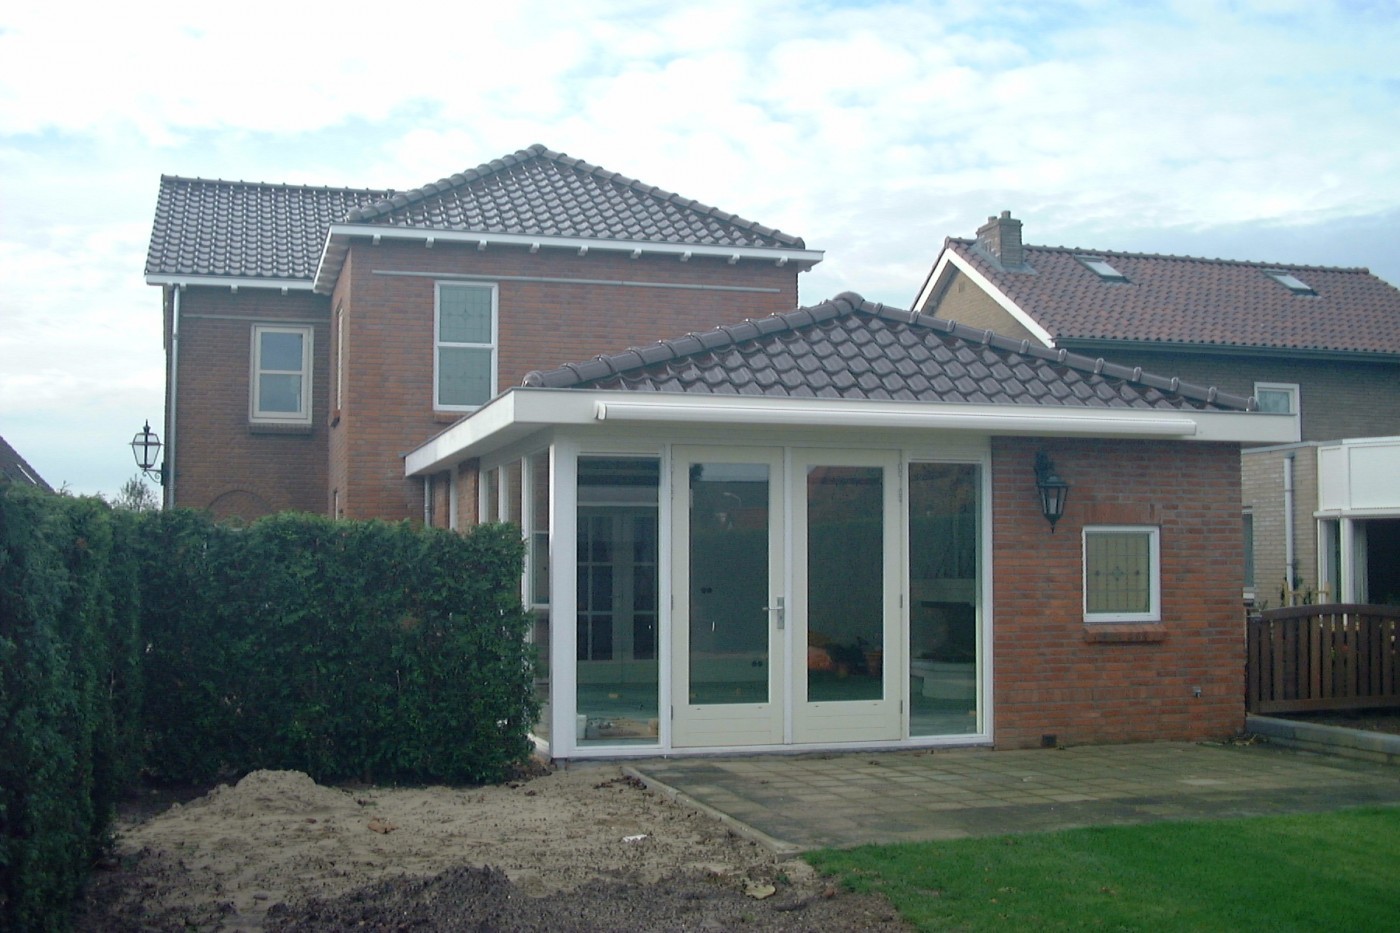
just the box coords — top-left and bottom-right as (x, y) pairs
(1246, 604), (1400, 714)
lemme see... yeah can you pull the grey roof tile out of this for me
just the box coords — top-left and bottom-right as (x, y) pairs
(522, 292), (1256, 413)
(147, 144), (805, 283)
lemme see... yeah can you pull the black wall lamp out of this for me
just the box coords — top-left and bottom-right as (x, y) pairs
(130, 421), (166, 485)
(1034, 451), (1069, 532)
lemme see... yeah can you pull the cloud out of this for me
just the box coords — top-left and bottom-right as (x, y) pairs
(2, 0), (1398, 495)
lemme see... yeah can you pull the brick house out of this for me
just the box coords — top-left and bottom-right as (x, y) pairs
(404, 292), (1294, 758)
(911, 212), (1400, 607)
(144, 145), (821, 522)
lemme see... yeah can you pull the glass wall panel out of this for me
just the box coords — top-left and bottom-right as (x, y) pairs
(806, 465), (884, 702)
(520, 455), (551, 742)
(908, 463), (980, 736)
(576, 457), (660, 746)
(688, 462), (771, 705)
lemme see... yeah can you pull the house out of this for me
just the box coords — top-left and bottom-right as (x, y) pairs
(911, 212), (1400, 607)
(404, 292), (1295, 758)
(144, 145), (822, 522)
(0, 436), (53, 492)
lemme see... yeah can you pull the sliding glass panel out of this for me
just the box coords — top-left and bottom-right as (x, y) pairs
(806, 465), (884, 702)
(575, 457), (660, 746)
(688, 462), (771, 705)
(908, 463), (980, 736)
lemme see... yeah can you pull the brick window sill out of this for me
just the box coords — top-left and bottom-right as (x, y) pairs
(249, 421), (315, 435)
(1083, 623), (1166, 644)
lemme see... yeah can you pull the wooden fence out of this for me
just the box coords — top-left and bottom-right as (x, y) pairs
(1246, 604), (1400, 714)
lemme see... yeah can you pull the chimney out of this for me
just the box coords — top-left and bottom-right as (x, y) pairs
(975, 210), (1023, 267)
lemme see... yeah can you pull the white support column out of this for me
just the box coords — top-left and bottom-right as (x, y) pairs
(549, 438), (580, 756)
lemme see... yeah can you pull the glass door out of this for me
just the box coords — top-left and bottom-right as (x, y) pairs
(671, 447), (784, 747)
(791, 449), (901, 744)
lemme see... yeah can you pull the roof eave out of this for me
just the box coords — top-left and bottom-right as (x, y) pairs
(404, 388), (1295, 476)
(1057, 336), (1400, 364)
(313, 224), (823, 295)
(145, 274), (317, 292)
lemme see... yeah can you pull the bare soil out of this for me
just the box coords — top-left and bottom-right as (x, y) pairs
(74, 765), (908, 932)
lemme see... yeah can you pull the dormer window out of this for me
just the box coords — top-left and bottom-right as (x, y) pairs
(1077, 256), (1128, 282)
(1264, 270), (1316, 295)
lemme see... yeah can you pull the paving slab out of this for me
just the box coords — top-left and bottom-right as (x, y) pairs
(626, 741), (1400, 856)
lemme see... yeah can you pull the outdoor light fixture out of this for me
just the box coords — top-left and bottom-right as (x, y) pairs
(130, 420), (165, 485)
(1034, 451), (1069, 532)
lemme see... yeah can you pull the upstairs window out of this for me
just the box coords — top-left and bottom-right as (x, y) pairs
(1077, 256), (1128, 282)
(251, 324), (313, 424)
(1253, 382), (1299, 415)
(436, 283), (497, 410)
(1264, 271), (1316, 295)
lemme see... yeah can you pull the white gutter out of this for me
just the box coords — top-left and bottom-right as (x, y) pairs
(146, 274), (315, 292)
(404, 388), (1298, 477)
(592, 399), (1200, 436)
(1284, 452), (1296, 592)
(166, 285), (181, 508)
(316, 224), (824, 293)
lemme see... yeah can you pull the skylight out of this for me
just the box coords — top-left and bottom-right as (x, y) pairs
(1264, 271), (1316, 295)
(1077, 256), (1128, 282)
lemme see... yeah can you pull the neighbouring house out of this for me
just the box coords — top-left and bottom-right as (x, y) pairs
(0, 436), (53, 492)
(911, 212), (1400, 607)
(144, 145), (821, 522)
(403, 292), (1295, 758)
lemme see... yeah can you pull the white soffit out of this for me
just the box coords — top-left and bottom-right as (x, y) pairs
(405, 389), (1295, 475)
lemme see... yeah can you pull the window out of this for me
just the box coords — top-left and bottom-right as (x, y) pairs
(1083, 526), (1160, 623)
(1076, 256), (1128, 282)
(435, 283), (497, 410)
(1264, 270), (1316, 295)
(1253, 382), (1299, 415)
(251, 324), (312, 423)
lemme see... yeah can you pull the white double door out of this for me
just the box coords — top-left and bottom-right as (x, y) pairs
(671, 446), (902, 748)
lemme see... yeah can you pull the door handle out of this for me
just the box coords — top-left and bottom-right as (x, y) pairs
(764, 596), (785, 629)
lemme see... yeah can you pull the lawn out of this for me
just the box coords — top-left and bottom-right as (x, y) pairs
(806, 806), (1400, 931)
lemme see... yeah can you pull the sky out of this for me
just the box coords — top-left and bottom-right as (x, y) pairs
(2, 0), (1398, 498)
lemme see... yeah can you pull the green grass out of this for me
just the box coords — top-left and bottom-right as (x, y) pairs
(805, 807), (1400, 931)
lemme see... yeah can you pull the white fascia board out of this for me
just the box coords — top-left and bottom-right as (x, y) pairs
(404, 390), (600, 476)
(915, 251), (1056, 348)
(593, 394), (1294, 443)
(910, 247), (953, 313)
(405, 390), (1297, 476)
(145, 274), (316, 291)
(325, 223), (823, 265)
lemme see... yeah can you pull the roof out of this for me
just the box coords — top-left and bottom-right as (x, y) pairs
(146, 177), (388, 281)
(522, 292), (1255, 412)
(937, 238), (1400, 357)
(146, 144), (809, 288)
(0, 436), (54, 492)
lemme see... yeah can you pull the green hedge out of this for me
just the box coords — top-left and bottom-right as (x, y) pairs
(138, 511), (538, 785)
(0, 487), (143, 932)
(0, 488), (537, 931)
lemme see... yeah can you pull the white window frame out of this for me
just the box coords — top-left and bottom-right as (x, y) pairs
(434, 282), (498, 411)
(250, 324), (313, 424)
(1082, 525), (1161, 623)
(1253, 382), (1299, 416)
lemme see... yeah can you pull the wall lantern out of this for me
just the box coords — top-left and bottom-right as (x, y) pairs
(1034, 451), (1069, 532)
(130, 420), (165, 485)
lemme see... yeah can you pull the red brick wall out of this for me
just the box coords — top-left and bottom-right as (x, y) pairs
(169, 286), (329, 518)
(329, 238), (801, 522)
(989, 436), (1246, 748)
